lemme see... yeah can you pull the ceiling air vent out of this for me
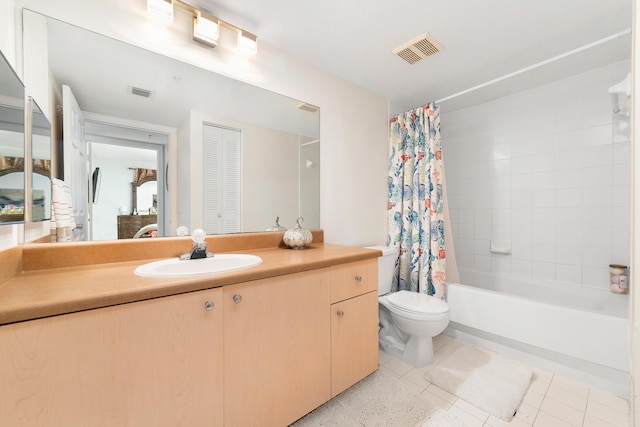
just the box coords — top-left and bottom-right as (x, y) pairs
(130, 86), (152, 98)
(392, 33), (443, 65)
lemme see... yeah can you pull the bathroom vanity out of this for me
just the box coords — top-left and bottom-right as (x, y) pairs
(0, 232), (380, 426)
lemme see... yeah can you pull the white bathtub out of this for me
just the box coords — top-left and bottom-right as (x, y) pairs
(445, 272), (630, 395)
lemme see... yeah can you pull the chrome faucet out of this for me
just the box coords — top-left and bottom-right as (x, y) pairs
(179, 228), (214, 260)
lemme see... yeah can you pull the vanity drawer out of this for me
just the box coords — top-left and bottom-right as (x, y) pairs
(330, 259), (378, 303)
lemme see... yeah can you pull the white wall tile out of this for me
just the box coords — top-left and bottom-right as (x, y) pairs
(474, 255), (492, 272)
(612, 206), (630, 228)
(511, 260), (533, 277)
(582, 227), (613, 249)
(583, 124), (612, 148)
(583, 247), (612, 266)
(556, 188), (582, 208)
(582, 146), (612, 168)
(512, 191), (533, 209)
(511, 156), (533, 175)
(492, 208), (511, 225)
(475, 208), (492, 225)
(556, 264), (583, 284)
(533, 190), (556, 208)
(612, 142), (630, 164)
(556, 224), (582, 246)
(582, 266), (610, 290)
(444, 60), (630, 290)
(582, 165), (613, 188)
(491, 224), (511, 241)
(512, 209), (532, 226)
(511, 241), (532, 259)
(556, 245), (582, 265)
(532, 244), (556, 263)
(474, 239), (491, 255)
(492, 256), (511, 274)
(474, 223), (491, 240)
(532, 262), (556, 281)
(556, 129), (583, 150)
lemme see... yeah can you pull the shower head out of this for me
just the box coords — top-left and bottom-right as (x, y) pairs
(608, 73), (630, 115)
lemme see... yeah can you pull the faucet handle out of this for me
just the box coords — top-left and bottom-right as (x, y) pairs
(192, 228), (206, 244)
(176, 225), (189, 237)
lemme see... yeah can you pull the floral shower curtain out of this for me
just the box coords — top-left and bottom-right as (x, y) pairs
(388, 102), (446, 298)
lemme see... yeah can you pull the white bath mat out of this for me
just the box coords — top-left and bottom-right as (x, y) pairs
(415, 408), (468, 427)
(424, 344), (532, 421)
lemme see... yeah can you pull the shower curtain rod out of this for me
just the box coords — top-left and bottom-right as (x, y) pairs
(435, 28), (632, 104)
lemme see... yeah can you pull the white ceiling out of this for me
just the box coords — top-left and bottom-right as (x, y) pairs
(192, 0), (632, 114)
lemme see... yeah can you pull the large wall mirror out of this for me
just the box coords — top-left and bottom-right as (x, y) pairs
(30, 98), (52, 222)
(0, 50), (25, 224)
(26, 12), (320, 242)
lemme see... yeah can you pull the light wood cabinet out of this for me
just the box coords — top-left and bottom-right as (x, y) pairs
(223, 269), (332, 427)
(0, 258), (379, 426)
(0, 288), (223, 427)
(330, 259), (379, 397)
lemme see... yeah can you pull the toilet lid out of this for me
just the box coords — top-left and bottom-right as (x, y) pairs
(387, 290), (449, 314)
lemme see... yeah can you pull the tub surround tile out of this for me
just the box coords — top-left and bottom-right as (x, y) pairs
(445, 61), (630, 291)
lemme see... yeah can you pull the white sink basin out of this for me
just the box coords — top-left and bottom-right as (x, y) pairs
(134, 254), (263, 277)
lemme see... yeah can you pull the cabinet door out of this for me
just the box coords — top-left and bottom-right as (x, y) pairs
(0, 288), (223, 427)
(331, 290), (379, 397)
(223, 269), (331, 427)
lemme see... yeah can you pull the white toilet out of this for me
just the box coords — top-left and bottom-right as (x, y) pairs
(367, 245), (450, 367)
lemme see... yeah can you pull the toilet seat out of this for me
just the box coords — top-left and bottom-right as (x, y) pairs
(387, 290), (449, 315)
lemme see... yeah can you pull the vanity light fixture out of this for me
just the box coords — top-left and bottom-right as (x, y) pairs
(146, 0), (258, 55)
(193, 11), (220, 47)
(147, 0), (174, 22)
(238, 30), (258, 56)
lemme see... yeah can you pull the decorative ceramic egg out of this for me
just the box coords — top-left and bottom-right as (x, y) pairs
(283, 217), (313, 249)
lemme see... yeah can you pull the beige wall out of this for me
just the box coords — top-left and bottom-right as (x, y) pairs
(9, 0), (389, 249)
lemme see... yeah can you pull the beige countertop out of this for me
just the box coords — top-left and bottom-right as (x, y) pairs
(0, 239), (381, 326)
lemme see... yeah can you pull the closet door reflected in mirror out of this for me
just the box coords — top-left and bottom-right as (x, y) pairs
(0, 50), (26, 224)
(30, 98), (51, 222)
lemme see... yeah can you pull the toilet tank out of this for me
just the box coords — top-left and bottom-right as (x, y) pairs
(365, 246), (397, 296)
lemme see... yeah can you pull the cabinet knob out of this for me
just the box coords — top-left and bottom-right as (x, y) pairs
(355, 275), (362, 282)
(337, 310), (345, 317)
(204, 301), (214, 311)
(233, 294), (243, 304)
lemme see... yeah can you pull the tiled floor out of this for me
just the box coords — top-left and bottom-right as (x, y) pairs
(297, 334), (632, 427)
